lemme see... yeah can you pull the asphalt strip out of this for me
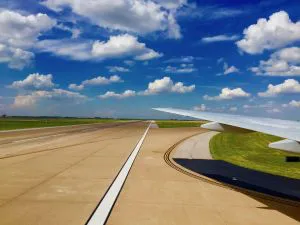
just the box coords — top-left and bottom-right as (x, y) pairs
(85, 122), (151, 225)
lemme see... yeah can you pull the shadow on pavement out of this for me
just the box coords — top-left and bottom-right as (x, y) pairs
(174, 158), (300, 222)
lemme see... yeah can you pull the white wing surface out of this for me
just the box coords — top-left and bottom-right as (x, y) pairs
(153, 108), (300, 153)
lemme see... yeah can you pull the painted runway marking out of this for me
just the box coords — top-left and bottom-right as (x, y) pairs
(86, 123), (151, 225)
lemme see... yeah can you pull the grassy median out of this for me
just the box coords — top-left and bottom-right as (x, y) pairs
(210, 132), (300, 179)
(0, 117), (132, 131)
(156, 120), (206, 128)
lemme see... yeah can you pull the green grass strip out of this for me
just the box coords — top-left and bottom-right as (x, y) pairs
(210, 132), (300, 179)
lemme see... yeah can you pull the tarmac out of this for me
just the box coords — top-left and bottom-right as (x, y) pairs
(0, 124), (299, 224)
(107, 128), (300, 225)
(0, 121), (147, 225)
(173, 131), (218, 159)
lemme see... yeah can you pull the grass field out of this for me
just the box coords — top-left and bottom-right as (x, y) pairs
(156, 120), (206, 128)
(0, 117), (131, 131)
(210, 132), (300, 179)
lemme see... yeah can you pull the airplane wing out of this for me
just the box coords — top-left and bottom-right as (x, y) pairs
(153, 108), (300, 153)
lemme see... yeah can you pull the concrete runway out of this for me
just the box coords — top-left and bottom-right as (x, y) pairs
(0, 121), (147, 225)
(0, 124), (299, 224)
(107, 128), (300, 225)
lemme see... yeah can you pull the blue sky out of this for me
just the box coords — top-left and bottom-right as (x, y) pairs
(0, 0), (300, 119)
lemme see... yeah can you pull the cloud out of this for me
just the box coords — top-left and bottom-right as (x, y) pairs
(267, 108), (281, 113)
(229, 106), (238, 112)
(69, 75), (123, 91)
(217, 57), (224, 64)
(243, 101), (275, 110)
(204, 87), (250, 100)
(12, 89), (87, 108)
(56, 23), (81, 39)
(37, 39), (93, 61)
(155, 0), (187, 9)
(258, 79), (300, 97)
(41, 0), (182, 39)
(223, 62), (239, 75)
(167, 13), (182, 39)
(250, 47), (300, 76)
(99, 90), (136, 99)
(37, 34), (162, 61)
(282, 100), (300, 108)
(193, 104), (206, 111)
(142, 76), (195, 95)
(0, 44), (34, 70)
(164, 56), (202, 63)
(124, 60), (135, 66)
(243, 101), (283, 114)
(102, 76), (195, 98)
(0, 10), (55, 69)
(0, 10), (56, 49)
(165, 63), (197, 73)
(178, 5), (244, 20)
(107, 66), (130, 73)
(237, 11), (300, 54)
(134, 49), (163, 61)
(201, 34), (239, 43)
(9, 73), (55, 90)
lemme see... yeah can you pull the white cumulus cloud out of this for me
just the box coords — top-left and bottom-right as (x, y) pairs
(204, 87), (250, 100)
(9, 73), (55, 90)
(142, 76), (195, 95)
(12, 89), (87, 108)
(237, 11), (300, 54)
(0, 10), (56, 49)
(250, 47), (300, 76)
(0, 10), (55, 69)
(0, 44), (34, 70)
(99, 90), (136, 99)
(282, 100), (300, 108)
(98, 76), (195, 99)
(69, 75), (123, 91)
(258, 79), (300, 97)
(41, 0), (182, 39)
(38, 34), (162, 61)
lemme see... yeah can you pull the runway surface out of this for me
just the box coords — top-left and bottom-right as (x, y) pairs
(107, 128), (300, 225)
(0, 121), (147, 225)
(0, 124), (299, 224)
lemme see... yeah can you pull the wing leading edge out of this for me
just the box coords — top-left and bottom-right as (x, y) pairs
(153, 107), (300, 153)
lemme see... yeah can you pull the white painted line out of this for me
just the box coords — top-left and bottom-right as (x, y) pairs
(86, 123), (151, 225)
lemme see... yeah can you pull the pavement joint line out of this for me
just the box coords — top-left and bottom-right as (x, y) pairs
(85, 123), (151, 225)
(0, 121), (138, 133)
(0, 123), (99, 133)
(0, 125), (142, 160)
(12, 133), (65, 143)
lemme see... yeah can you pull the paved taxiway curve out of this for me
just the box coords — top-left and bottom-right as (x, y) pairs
(0, 121), (147, 225)
(107, 127), (299, 225)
